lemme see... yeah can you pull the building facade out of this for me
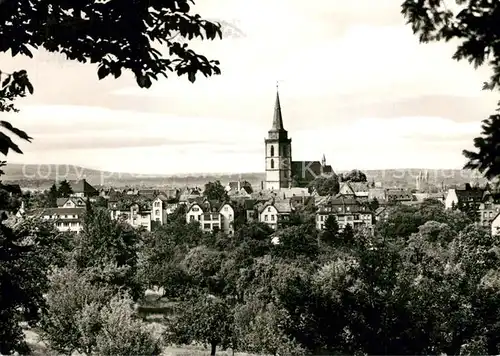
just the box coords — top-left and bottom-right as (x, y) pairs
(185, 201), (235, 235)
(315, 197), (373, 232)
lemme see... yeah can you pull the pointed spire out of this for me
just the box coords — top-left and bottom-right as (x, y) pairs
(322, 154), (326, 166)
(271, 82), (284, 131)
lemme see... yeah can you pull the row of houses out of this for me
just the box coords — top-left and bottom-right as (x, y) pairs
(16, 178), (452, 235)
(444, 183), (500, 235)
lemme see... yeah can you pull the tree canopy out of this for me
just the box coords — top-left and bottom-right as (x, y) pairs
(308, 175), (340, 196)
(341, 170), (367, 183)
(203, 180), (227, 202)
(401, 0), (500, 180)
(0, 0), (222, 158)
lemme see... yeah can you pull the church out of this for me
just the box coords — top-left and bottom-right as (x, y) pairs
(264, 88), (333, 191)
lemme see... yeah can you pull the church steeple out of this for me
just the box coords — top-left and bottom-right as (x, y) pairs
(271, 86), (284, 131)
(264, 82), (292, 191)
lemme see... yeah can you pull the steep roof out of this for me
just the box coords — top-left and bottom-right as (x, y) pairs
(348, 182), (370, 192)
(155, 194), (169, 202)
(271, 90), (284, 131)
(455, 188), (484, 201)
(69, 179), (97, 194)
(56, 197), (85, 207)
(260, 199), (292, 214)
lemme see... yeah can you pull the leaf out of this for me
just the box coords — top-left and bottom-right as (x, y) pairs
(97, 65), (110, 80)
(0, 132), (23, 155)
(137, 75), (152, 88)
(0, 121), (32, 142)
(188, 72), (196, 83)
(26, 81), (34, 95)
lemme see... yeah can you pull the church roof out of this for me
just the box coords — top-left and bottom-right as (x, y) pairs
(271, 90), (284, 131)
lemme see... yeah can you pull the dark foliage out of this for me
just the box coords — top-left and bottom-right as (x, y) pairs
(401, 0), (500, 179)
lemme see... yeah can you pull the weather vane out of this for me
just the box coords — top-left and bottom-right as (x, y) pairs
(276, 79), (283, 91)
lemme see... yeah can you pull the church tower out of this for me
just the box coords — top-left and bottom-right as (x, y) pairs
(265, 86), (292, 190)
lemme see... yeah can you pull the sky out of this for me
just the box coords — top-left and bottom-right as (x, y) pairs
(0, 0), (498, 175)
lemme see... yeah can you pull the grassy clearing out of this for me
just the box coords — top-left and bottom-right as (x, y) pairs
(22, 289), (261, 356)
(24, 328), (257, 356)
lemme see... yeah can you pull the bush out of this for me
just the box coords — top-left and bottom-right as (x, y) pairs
(95, 295), (162, 356)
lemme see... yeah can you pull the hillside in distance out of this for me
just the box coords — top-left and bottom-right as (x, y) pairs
(1, 164), (266, 189)
(1, 164), (486, 190)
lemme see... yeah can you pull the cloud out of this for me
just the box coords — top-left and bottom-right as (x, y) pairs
(0, 0), (490, 174)
(5, 103), (479, 174)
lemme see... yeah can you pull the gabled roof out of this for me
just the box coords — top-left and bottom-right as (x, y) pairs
(259, 199), (292, 214)
(138, 189), (157, 197)
(454, 188), (484, 201)
(218, 202), (234, 212)
(69, 179), (97, 194)
(186, 202), (207, 214)
(56, 197), (85, 207)
(155, 194), (169, 202)
(250, 191), (276, 201)
(34, 207), (86, 216)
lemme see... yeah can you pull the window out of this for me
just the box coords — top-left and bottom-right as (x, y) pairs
(190, 215), (195, 221)
(155, 209), (160, 215)
(229, 214), (232, 220)
(224, 206), (228, 211)
(204, 223), (211, 229)
(198, 215), (201, 220)
(271, 215), (275, 221)
(270, 145), (274, 156)
(268, 207), (271, 212)
(320, 215), (324, 221)
(265, 215), (268, 221)
(271, 159), (274, 169)
(192, 207), (199, 212)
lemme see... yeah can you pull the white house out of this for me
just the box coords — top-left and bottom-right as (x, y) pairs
(492, 212), (500, 236)
(186, 202), (204, 225)
(444, 189), (459, 210)
(152, 195), (169, 225)
(258, 200), (292, 230)
(56, 197), (86, 208)
(39, 207), (86, 233)
(110, 203), (152, 231)
(219, 202), (235, 235)
(185, 201), (235, 235)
